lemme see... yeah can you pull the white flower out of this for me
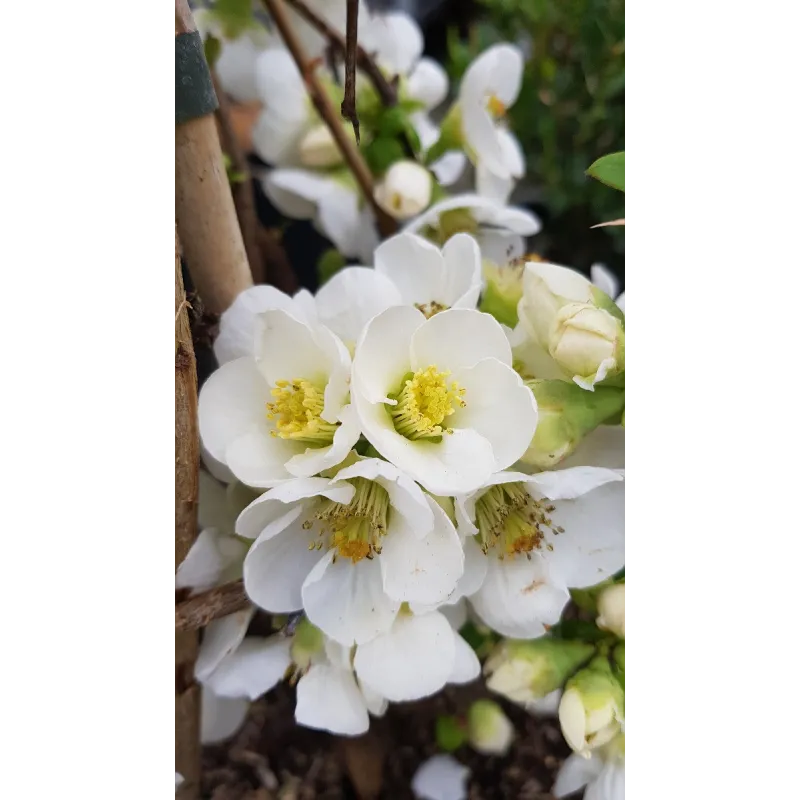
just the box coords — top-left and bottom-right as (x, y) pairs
(351, 306), (537, 495)
(199, 308), (360, 487)
(459, 44), (526, 201)
(518, 261), (625, 391)
(412, 754), (470, 800)
(404, 193), (541, 263)
(596, 583), (625, 638)
(375, 161), (433, 220)
(200, 684), (250, 744)
(264, 168), (379, 262)
(193, 11), (278, 104)
(287, 0), (361, 60)
(295, 635), (387, 736)
(457, 467), (625, 638)
(374, 231), (483, 312)
(553, 735), (625, 800)
(528, 689), (562, 718)
(214, 285), (317, 366)
(238, 458), (465, 645)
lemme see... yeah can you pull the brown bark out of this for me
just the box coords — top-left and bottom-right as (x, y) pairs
(176, 0), (253, 314)
(175, 226), (201, 800)
(176, 579), (251, 633)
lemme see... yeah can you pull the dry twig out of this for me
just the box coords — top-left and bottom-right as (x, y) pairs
(176, 579), (251, 632)
(340, 0), (361, 142)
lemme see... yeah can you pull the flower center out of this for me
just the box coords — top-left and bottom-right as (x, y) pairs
(387, 366), (466, 440)
(266, 379), (338, 445)
(487, 94), (507, 119)
(306, 477), (391, 563)
(414, 301), (448, 319)
(474, 482), (564, 559)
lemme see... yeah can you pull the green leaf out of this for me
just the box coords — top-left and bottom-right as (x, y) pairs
(362, 137), (406, 175)
(204, 34), (222, 70)
(435, 715), (467, 752)
(587, 152), (625, 192)
(317, 248), (347, 285)
(213, 0), (256, 39)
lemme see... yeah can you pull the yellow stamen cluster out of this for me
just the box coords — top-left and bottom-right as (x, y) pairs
(388, 366), (466, 440)
(487, 94), (507, 118)
(414, 301), (448, 319)
(266, 378), (338, 445)
(474, 482), (565, 560)
(305, 478), (391, 563)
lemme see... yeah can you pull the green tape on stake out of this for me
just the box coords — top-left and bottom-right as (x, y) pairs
(176, 31), (218, 125)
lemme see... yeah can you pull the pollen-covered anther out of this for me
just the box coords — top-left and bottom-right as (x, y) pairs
(389, 365), (467, 440)
(307, 478), (391, 563)
(266, 378), (339, 445)
(414, 301), (449, 319)
(474, 483), (562, 560)
(487, 93), (507, 118)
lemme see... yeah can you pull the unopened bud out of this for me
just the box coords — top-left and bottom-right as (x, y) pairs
(520, 379), (624, 469)
(559, 656), (624, 757)
(299, 124), (344, 168)
(374, 161), (433, 220)
(596, 584), (625, 638)
(519, 261), (625, 390)
(485, 638), (595, 706)
(467, 700), (514, 755)
(480, 261), (525, 328)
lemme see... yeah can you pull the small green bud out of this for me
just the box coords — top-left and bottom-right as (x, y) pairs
(519, 379), (624, 469)
(559, 656), (624, 757)
(466, 700), (514, 756)
(485, 638), (595, 706)
(436, 715), (467, 752)
(290, 618), (324, 670)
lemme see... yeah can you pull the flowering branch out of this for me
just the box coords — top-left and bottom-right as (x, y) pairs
(283, 0), (399, 108)
(262, 0), (397, 237)
(175, 579), (250, 633)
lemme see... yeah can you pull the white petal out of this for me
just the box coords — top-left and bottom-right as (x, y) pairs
(441, 234), (483, 307)
(374, 233), (448, 306)
(200, 687), (249, 744)
(553, 753), (604, 798)
(430, 150), (468, 187)
(527, 689), (562, 718)
(470, 556), (569, 638)
(360, 680), (389, 717)
(362, 11), (423, 75)
(316, 186), (363, 258)
(461, 101), (507, 177)
(485, 44), (524, 106)
(410, 308), (512, 372)
(380, 495), (464, 604)
(448, 634), (480, 685)
(407, 57), (449, 109)
(315, 267), (402, 345)
(204, 637), (292, 700)
(263, 169), (329, 219)
(355, 611), (456, 701)
(295, 664), (369, 736)
(195, 609), (256, 683)
(476, 162), (515, 204)
(586, 763), (625, 800)
(540, 480), (625, 589)
(439, 598), (468, 630)
(590, 264), (619, 300)
(254, 48), (305, 109)
(351, 305), (425, 403)
(450, 358), (538, 471)
(497, 129), (525, 178)
(216, 36), (265, 104)
(201, 442), (236, 484)
(449, 535), (489, 603)
(176, 529), (247, 594)
(285, 404), (362, 478)
(198, 357), (269, 468)
(527, 466), (623, 502)
(302, 552), (401, 645)
(559, 425), (625, 470)
(412, 754), (470, 800)
(225, 428), (300, 488)
(243, 508), (323, 612)
(215, 286), (311, 365)
(615, 292), (625, 313)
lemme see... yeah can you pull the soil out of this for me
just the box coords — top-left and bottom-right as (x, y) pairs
(201, 682), (572, 800)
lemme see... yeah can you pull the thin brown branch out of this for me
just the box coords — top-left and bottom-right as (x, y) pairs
(284, 0), (398, 107)
(262, 0), (397, 237)
(175, 224), (201, 800)
(340, 0), (360, 142)
(176, 579), (251, 632)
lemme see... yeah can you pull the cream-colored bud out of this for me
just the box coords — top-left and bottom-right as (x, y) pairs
(596, 584), (625, 638)
(467, 700), (515, 755)
(374, 161), (433, 220)
(298, 124), (344, 168)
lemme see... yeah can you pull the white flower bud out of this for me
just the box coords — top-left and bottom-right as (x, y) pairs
(298, 124), (344, 168)
(596, 584), (625, 638)
(467, 700), (514, 755)
(374, 161), (433, 220)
